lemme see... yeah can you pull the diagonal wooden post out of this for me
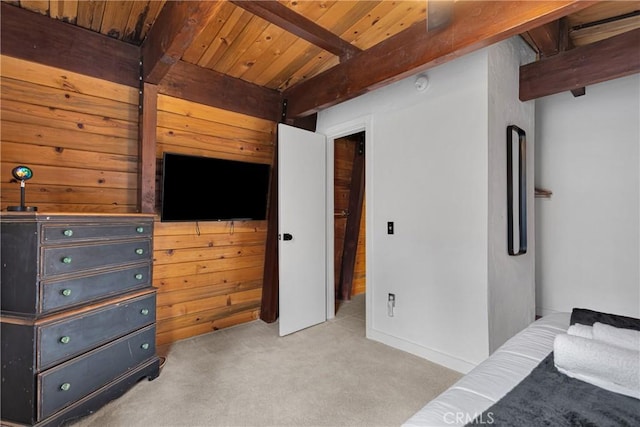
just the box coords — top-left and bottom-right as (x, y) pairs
(260, 127), (280, 323)
(338, 132), (365, 301)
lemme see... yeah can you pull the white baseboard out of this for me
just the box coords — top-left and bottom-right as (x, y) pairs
(367, 328), (477, 374)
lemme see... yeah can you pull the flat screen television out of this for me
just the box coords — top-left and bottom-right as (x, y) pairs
(161, 152), (270, 222)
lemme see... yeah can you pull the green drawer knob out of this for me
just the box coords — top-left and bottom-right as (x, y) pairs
(60, 336), (70, 344)
(61, 289), (72, 297)
(140, 308), (149, 316)
(62, 256), (72, 264)
(141, 343), (150, 350)
(60, 383), (71, 391)
(135, 248), (144, 255)
(135, 273), (143, 280)
(63, 229), (73, 237)
(136, 226), (145, 233)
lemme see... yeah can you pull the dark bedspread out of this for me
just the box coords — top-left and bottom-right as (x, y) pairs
(466, 353), (640, 427)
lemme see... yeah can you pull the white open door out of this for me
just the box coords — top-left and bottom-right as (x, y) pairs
(278, 123), (327, 336)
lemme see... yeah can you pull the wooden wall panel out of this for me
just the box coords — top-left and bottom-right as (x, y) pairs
(352, 201), (366, 296)
(1, 56), (275, 346)
(155, 94), (275, 345)
(0, 55), (139, 212)
(334, 138), (352, 291)
(156, 95), (274, 164)
(334, 136), (366, 298)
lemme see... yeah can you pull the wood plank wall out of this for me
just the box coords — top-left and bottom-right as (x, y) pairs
(353, 203), (366, 295)
(0, 55), (277, 346)
(0, 55), (139, 212)
(334, 137), (366, 297)
(154, 94), (275, 345)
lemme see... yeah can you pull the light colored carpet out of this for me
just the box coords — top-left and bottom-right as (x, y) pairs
(72, 294), (461, 427)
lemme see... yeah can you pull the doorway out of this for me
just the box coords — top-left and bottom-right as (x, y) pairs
(334, 131), (366, 314)
(273, 123), (370, 334)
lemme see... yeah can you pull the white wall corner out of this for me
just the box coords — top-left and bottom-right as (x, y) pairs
(486, 37), (536, 353)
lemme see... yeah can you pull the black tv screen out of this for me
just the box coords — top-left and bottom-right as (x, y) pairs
(161, 153), (270, 222)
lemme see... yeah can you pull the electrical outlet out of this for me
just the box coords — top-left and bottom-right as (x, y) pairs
(388, 293), (396, 317)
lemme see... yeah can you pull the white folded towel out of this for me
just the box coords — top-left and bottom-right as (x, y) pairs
(567, 323), (593, 339)
(554, 333), (640, 399)
(592, 322), (640, 352)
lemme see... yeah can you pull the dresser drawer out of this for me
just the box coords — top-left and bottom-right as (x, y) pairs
(42, 240), (151, 277)
(38, 324), (156, 420)
(39, 293), (156, 369)
(42, 222), (152, 244)
(41, 264), (151, 313)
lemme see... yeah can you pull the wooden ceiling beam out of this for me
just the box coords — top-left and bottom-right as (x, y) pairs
(559, 18), (587, 98)
(524, 20), (561, 58)
(158, 60), (282, 122)
(0, 3), (139, 87)
(520, 28), (640, 101)
(524, 18), (587, 97)
(141, 1), (226, 84)
(283, 1), (596, 118)
(230, 0), (361, 61)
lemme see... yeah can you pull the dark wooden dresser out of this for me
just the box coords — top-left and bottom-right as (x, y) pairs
(1, 213), (160, 426)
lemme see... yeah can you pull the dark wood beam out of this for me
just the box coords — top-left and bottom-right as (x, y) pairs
(260, 130), (280, 324)
(284, 1), (595, 118)
(158, 60), (282, 122)
(524, 18), (587, 97)
(559, 17), (573, 52)
(570, 87), (586, 97)
(525, 20), (561, 58)
(286, 114), (318, 132)
(559, 17), (586, 98)
(141, 1), (226, 84)
(138, 83), (158, 214)
(338, 133), (365, 301)
(230, 0), (361, 61)
(520, 28), (640, 101)
(0, 3), (139, 87)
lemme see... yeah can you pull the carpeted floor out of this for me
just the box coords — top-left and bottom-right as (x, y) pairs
(72, 294), (461, 427)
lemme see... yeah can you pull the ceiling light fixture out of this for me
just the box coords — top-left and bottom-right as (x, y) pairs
(415, 75), (430, 92)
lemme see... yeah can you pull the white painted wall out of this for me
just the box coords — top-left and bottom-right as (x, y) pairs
(318, 38), (535, 373)
(487, 38), (536, 352)
(535, 74), (640, 318)
(319, 49), (489, 373)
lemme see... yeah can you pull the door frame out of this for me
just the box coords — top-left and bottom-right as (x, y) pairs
(323, 116), (372, 322)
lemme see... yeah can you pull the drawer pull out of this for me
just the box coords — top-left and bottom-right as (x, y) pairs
(60, 336), (71, 344)
(141, 343), (150, 350)
(135, 248), (144, 255)
(61, 256), (72, 264)
(136, 226), (145, 233)
(63, 229), (74, 237)
(135, 273), (144, 280)
(61, 289), (72, 297)
(60, 383), (71, 391)
(140, 308), (149, 316)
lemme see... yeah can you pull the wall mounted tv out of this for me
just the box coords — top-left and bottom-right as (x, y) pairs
(161, 152), (270, 222)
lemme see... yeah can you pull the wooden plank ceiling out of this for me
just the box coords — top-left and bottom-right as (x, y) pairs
(7, 0), (427, 91)
(3, 0), (640, 108)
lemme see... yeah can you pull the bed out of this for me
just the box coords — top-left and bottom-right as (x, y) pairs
(403, 310), (640, 427)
